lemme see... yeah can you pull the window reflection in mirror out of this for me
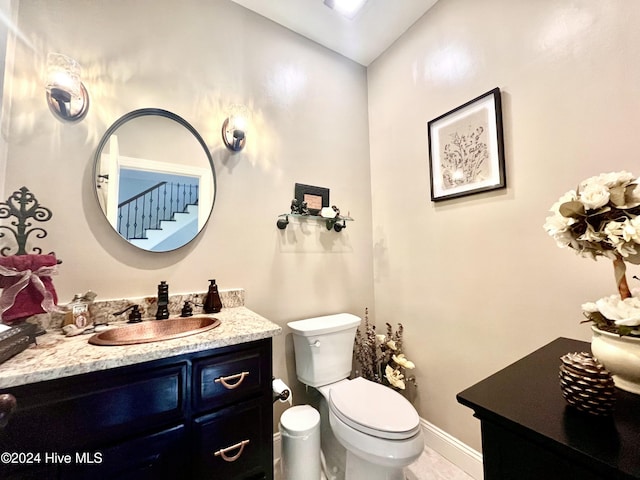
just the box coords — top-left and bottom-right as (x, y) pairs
(94, 109), (215, 252)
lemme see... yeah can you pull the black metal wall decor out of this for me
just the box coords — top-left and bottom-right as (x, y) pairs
(0, 186), (53, 257)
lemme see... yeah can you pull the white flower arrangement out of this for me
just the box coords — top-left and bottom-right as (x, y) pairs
(544, 171), (640, 336)
(582, 295), (640, 336)
(353, 308), (417, 391)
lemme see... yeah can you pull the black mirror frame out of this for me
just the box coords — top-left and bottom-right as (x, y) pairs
(92, 108), (216, 252)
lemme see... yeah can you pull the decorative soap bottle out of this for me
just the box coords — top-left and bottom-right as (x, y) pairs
(156, 281), (170, 320)
(204, 279), (222, 314)
(63, 291), (97, 328)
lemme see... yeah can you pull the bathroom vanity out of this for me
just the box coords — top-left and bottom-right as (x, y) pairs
(0, 306), (281, 480)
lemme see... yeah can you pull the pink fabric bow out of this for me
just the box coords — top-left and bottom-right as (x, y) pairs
(0, 254), (60, 324)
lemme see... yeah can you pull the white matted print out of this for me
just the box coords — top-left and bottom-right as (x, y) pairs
(428, 88), (506, 202)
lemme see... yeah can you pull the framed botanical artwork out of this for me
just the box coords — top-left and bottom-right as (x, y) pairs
(294, 183), (329, 215)
(427, 87), (506, 202)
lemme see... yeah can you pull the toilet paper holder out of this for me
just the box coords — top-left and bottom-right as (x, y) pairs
(272, 377), (291, 404)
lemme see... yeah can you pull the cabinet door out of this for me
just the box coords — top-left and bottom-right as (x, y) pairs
(60, 424), (186, 480)
(481, 421), (609, 480)
(193, 398), (272, 480)
(0, 457), (58, 479)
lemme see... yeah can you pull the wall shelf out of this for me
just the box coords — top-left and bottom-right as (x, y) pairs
(276, 213), (353, 232)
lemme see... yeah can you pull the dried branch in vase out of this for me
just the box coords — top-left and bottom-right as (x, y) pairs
(353, 308), (417, 391)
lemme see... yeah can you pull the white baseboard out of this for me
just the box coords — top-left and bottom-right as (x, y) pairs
(273, 418), (483, 480)
(419, 418), (484, 480)
(274, 431), (282, 462)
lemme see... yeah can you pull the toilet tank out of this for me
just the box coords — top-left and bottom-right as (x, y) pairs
(287, 313), (361, 388)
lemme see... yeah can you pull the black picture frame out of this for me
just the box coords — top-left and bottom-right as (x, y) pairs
(428, 88), (506, 202)
(294, 183), (329, 215)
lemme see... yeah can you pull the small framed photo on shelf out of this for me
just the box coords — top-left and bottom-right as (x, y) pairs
(294, 183), (329, 215)
(427, 87), (506, 202)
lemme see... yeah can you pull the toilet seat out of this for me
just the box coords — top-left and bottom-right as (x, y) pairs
(328, 377), (420, 440)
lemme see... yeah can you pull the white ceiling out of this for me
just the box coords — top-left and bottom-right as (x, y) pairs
(230, 0), (439, 66)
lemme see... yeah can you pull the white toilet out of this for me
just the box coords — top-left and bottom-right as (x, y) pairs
(288, 313), (423, 480)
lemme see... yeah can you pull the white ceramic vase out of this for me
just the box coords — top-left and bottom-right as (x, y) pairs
(591, 326), (640, 395)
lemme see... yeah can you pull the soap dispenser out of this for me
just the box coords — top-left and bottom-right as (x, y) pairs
(204, 279), (222, 314)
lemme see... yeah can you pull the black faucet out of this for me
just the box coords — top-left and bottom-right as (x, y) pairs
(156, 281), (170, 320)
(113, 305), (142, 323)
(180, 301), (193, 317)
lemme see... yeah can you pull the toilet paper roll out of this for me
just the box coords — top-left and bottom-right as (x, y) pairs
(272, 378), (292, 406)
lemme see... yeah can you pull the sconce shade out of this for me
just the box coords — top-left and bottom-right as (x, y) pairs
(221, 104), (249, 152)
(45, 53), (89, 122)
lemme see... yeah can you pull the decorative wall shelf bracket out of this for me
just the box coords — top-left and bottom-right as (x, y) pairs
(276, 213), (353, 232)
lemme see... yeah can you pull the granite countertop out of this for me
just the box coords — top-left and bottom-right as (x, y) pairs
(0, 306), (282, 389)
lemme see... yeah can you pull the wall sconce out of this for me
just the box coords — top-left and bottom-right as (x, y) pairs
(221, 104), (249, 152)
(45, 53), (89, 122)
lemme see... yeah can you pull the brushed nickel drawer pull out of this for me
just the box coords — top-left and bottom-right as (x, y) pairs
(214, 439), (250, 462)
(215, 371), (249, 389)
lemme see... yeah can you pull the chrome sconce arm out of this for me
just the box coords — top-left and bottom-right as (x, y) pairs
(221, 117), (246, 151)
(221, 104), (249, 152)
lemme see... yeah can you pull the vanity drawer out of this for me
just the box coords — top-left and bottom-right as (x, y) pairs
(193, 344), (268, 412)
(192, 398), (270, 480)
(0, 362), (186, 451)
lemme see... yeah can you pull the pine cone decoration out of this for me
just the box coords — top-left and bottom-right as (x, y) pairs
(559, 352), (616, 416)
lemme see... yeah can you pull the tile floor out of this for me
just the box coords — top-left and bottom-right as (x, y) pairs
(275, 445), (474, 480)
(405, 446), (474, 480)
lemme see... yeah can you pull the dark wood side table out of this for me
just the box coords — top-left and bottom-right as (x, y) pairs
(457, 337), (640, 480)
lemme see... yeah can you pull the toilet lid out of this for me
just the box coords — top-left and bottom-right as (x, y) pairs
(329, 377), (420, 440)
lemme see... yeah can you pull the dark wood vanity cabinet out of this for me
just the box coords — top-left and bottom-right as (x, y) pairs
(457, 338), (640, 480)
(0, 338), (273, 480)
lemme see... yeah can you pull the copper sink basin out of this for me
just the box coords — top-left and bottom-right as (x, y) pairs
(88, 316), (221, 346)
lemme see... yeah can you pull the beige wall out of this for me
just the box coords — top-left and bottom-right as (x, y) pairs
(2, 0), (374, 423)
(4, 0), (640, 461)
(368, 0), (640, 451)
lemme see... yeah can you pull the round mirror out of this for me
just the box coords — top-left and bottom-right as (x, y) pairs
(93, 109), (216, 252)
